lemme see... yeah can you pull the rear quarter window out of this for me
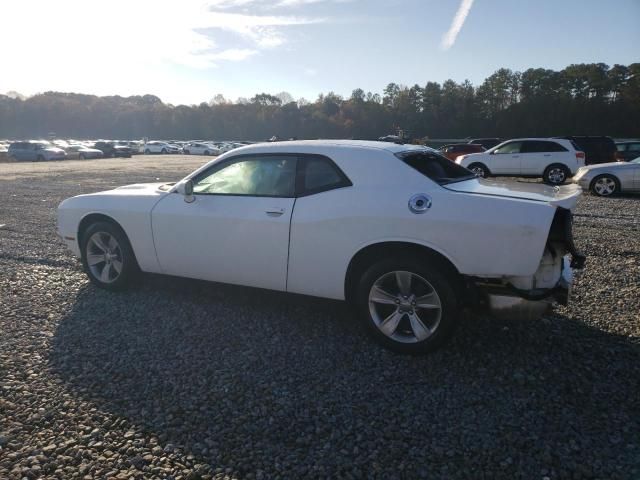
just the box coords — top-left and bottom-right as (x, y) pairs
(397, 151), (475, 185)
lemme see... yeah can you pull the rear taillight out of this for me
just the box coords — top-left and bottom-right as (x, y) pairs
(576, 151), (585, 159)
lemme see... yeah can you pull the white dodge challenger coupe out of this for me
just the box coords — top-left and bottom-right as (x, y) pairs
(57, 140), (585, 353)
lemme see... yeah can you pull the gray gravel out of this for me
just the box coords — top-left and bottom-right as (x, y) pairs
(1, 156), (639, 479)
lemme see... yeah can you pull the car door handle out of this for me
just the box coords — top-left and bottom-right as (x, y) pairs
(266, 208), (285, 216)
(544, 154), (551, 157)
(512, 155), (520, 158)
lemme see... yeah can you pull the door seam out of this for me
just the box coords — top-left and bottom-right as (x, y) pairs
(285, 197), (297, 292)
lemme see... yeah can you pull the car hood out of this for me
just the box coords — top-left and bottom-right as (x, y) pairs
(579, 161), (630, 171)
(444, 178), (582, 209)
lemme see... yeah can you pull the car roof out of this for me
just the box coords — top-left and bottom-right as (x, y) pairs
(232, 139), (427, 155)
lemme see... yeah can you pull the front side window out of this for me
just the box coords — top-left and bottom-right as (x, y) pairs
(493, 141), (523, 154)
(628, 143), (640, 152)
(193, 156), (296, 197)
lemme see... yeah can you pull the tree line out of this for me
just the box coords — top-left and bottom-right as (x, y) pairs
(1, 63), (638, 141)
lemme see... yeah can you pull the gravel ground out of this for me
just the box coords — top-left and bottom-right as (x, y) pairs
(1, 156), (639, 480)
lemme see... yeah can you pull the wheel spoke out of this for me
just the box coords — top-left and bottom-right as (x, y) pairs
(415, 292), (440, 309)
(91, 235), (109, 253)
(370, 285), (397, 305)
(379, 310), (403, 337)
(107, 235), (118, 250)
(111, 259), (123, 274)
(87, 254), (104, 266)
(100, 263), (112, 282)
(395, 271), (412, 296)
(409, 312), (431, 341)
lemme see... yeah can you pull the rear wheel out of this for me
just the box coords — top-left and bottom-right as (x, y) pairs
(80, 221), (138, 290)
(590, 174), (619, 197)
(144, 149), (150, 154)
(467, 162), (489, 178)
(354, 257), (459, 354)
(184, 150), (190, 155)
(204, 150), (210, 156)
(79, 153), (85, 160)
(543, 164), (570, 185)
(161, 148), (167, 154)
(36, 155), (45, 162)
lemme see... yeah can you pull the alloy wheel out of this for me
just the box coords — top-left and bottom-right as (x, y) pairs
(547, 167), (566, 184)
(594, 177), (616, 196)
(86, 232), (123, 283)
(368, 271), (442, 344)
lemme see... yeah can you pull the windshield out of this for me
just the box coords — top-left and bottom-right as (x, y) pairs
(397, 150), (477, 185)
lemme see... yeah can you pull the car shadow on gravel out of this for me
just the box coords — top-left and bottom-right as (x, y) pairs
(48, 275), (640, 478)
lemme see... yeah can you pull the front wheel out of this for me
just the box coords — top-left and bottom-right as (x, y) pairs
(144, 149), (151, 155)
(355, 257), (459, 354)
(543, 164), (570, 185)
(467, 162), (489, 178)
(204, 150), (210, 156)
(161, 148), (167, 154)
(36, 155), (45, 162)
(590, 174), (619, 197)
(79, 153), (85, 160)
(80, 221), (138, 290)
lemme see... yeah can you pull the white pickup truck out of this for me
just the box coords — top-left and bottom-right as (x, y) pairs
(57, 141), (585, 353)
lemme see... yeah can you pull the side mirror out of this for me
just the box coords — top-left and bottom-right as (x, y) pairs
(178, 180), (195, 203)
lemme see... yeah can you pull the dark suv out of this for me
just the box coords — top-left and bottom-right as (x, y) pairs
(557, 136), (618, 165)
(93, 141), (132, 158)
(615, 141), (640, 162)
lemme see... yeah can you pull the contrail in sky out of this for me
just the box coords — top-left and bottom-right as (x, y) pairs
(441, 0), (475, 50)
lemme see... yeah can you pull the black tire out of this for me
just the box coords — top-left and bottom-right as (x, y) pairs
(204, 150), (210, 156)
(161, 148), (167, 154)
(184, 150), (190, 155)
(543, 164), (570, 185)
(36, 155), (45, 162)
(467, 162), (489, 178)
(144, 149), (151, 155)
(590, 174), (619, 197)
(80, 221), (138, 291)
(79, 153), (85, 160)
(354, 256), (460, 354)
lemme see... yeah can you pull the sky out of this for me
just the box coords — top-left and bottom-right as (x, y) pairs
(1, 0), (639, 105)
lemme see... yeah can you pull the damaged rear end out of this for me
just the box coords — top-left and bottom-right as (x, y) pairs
(477, 207), (585, 320)
(446, 179), (586, 320)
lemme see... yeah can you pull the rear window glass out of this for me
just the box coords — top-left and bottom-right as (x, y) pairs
(397, 151), (475, 185)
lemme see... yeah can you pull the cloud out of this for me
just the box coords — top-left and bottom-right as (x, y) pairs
(304, 68), (318, 76)
(441, 0), (475, 50)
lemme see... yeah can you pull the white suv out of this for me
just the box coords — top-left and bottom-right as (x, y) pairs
(456, 138), (585, 185)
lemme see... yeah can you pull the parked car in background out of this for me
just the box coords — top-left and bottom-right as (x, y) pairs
(467, 138), (502, 149)
(58, 140), (584, 354)
(456, 138), (585, 185)
(66, 144), (104, 160)
(92, 141), (132, 158)
(116, 141), (143, 154)
(573, 157), (640, 196)
(183, 142), (220, 156)
(557, 136), (618, 165)
(8, 141), (67, 161)
(615, 141), (640, 162)
(438, 143), (485, 161)
(144, 141), (182, 154)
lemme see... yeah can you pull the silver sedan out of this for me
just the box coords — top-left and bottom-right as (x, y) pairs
(573, 158), (640, 196)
